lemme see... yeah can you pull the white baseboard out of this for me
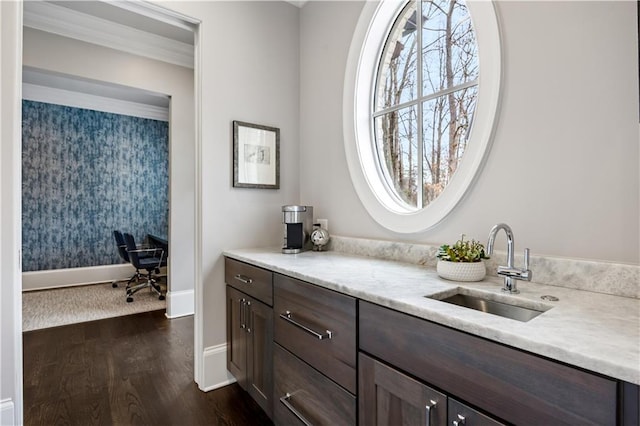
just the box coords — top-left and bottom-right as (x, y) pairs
(165, 289), (194, 319)
(0, 399), (14, 426)
(200, 343), (236, 392)
(22, 264), (136, 291)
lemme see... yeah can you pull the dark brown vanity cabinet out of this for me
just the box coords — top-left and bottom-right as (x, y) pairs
(224, 257), (639, 425)
(225, 259), (274, 418)
(358, 301), (634, 426)
(273, 273), (357, 425)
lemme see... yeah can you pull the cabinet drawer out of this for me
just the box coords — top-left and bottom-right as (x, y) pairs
(225, 257), (273, 305)
(274, 344), (356, 426)
(359, 301), (618, 426)
(274, 274), (357, 393)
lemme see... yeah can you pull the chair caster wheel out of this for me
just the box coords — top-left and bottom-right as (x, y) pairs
(126, 297), (134, 303)
(159, 295), (165, 301)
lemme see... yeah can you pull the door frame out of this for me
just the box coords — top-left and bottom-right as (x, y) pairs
(5, 3), (205, 423)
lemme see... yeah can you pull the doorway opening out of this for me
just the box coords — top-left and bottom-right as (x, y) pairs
(18, 0), (203, 409)
(21, 66), (173, 329)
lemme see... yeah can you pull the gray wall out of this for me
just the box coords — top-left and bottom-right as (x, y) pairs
(168, 1), (301, 351)
(300, 0), (640, 264)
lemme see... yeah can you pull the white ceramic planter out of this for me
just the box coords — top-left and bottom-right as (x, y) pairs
(437, 260), (486, 282)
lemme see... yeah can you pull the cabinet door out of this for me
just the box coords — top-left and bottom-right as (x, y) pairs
(359, 353), (446, 426)
(226, 286), (247, 388)
(448, 399), (505, 426)
(246, 298), (274, 418)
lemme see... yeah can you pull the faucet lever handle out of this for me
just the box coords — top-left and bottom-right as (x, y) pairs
(523, 248), (530, 270)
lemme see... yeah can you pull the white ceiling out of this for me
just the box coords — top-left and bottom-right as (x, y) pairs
(286, 0), (308, 7)
(22, 0), (306, 110)
(22, 0), (193, 111)
(23, 1), (195, 68)
(49, 0), (194, 45)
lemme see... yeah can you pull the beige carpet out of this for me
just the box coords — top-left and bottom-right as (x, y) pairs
(22, 279), (166, 332)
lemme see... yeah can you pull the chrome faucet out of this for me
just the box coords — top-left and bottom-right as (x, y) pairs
(486, 223), (532, 294)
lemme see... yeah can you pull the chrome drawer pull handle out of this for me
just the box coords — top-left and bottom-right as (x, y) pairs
(425, 399), (437, 426)
(280, 392), (313, 426)
(452, 414), (466, 426)
(239, 298), (246, 329)
(234, 274), (253, 284)
(246, 300), (251, 334)
(279, 311), (333, 340)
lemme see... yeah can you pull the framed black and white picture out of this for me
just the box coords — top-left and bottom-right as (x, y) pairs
(233, 121), (280, 189)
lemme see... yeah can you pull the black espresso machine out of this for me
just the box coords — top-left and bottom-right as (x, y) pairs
(282, 205), (314, 254)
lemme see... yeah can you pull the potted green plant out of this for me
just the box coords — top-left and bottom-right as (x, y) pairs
(436, 234), (489, 281)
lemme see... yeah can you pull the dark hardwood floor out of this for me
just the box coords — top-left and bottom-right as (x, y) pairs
(23, 310), (273, 426)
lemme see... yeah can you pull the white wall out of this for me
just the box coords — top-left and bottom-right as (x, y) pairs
(300, 0), (640, 265)
(22, 28), (196, 305)
(160, 0), (301, 375)
(1, 1), (23, 423)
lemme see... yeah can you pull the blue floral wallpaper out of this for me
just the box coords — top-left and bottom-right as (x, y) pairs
(22, 100), (169, 272)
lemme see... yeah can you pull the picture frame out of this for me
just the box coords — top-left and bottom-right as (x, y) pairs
(233, 121), (280, 189)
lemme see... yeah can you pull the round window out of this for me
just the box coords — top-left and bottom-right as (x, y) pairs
(344, 0), (502, 233)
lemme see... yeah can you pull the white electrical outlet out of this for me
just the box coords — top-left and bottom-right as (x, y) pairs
(316, 218), (329, 231)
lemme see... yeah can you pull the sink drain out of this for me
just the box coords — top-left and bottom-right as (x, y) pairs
(541, 295), (559, 301)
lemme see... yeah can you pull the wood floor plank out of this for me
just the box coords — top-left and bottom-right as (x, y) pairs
(23, 310), (273, 426)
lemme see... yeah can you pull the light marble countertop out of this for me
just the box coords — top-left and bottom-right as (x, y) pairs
(223, 247), (640, 385)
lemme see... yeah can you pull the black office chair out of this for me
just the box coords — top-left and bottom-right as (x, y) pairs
(112, 230), (145, 289)
(123, 232), (167, 303)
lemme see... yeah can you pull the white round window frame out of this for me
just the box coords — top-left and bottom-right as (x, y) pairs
(343, 0), (502, 233)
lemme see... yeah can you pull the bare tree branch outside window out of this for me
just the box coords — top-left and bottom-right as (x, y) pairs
(374, 0), (478, 209)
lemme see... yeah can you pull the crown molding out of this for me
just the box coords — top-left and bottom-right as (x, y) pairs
(111, 1), (200, 30)
(23, 83), (169, 122)
(23, 1), (193, 69)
